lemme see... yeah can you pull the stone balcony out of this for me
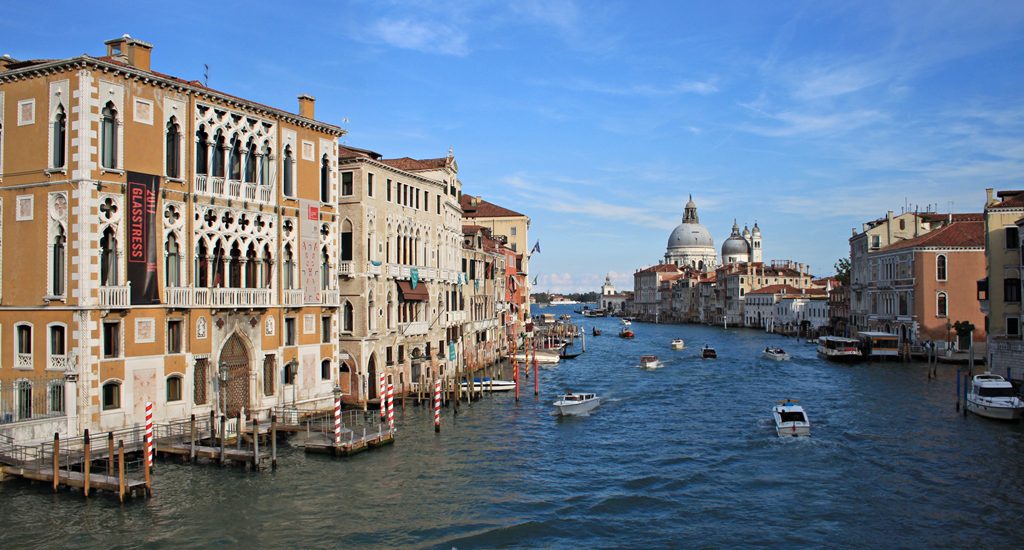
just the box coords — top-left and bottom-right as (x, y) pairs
(98, 284), (131, 308)
(165, 287), (192, 307)
(210, 288), (273, 308)
(338, 261), (353, 277)
(195, 174), (274, 205)
(400, 321), (429, 336)
(15, 352), (32, 370)
(322, 289), (341, 307)
(282, 289), (304, 307)
(445, 311), (467, 324)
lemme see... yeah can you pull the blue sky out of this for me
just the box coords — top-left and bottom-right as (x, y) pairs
(6, 1), (1023, 292)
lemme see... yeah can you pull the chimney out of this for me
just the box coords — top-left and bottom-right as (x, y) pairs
(886, 210), (894, 245)
(104, 34), (152, 72)
(298, 94), (316, 119)
(986, 187), (994, 206)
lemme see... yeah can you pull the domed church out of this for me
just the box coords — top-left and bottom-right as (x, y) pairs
(721, 220), (762, 264)
(665, 196), (719, 271)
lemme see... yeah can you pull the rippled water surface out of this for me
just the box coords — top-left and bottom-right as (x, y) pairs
(3, 306), (1023, 549)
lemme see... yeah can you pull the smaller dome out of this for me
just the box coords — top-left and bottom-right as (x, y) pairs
(752, 222), (761, 236)
(721, 219), (750, 259)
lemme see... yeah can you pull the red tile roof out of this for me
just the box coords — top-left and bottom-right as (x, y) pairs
(338, 145), (382, 160)
(637, 264), (681, 274)
(380, 157), (449, 171)
(747, 284), (804, 295)
(992, 192), (1024, 208)
(460, 195), (526, 218)
(884, 220), (984, 251)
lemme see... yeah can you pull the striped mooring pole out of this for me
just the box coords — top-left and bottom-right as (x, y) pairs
(433, 378), (442, 433)
(387, 383), (395, 432)
(379, 374), (387, 421)
(334, 394), (342, 447)
(145, 401), (154, 466)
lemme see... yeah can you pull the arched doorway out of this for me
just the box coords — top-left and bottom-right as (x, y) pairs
(219, 333), (251, 417)
(367, 354), (378, 399)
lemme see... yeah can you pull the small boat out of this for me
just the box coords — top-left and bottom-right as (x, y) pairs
(513, 352), (561, 364)
(701, 345), (717, 359)
(460, 377), (516, 392)
(966, 373), (1024, 420)
(619, 328), (635, 339)
(559, 348), (583, 360)
(763, 347), (790, 361)
(817, 336), (862, 362)
(592, 327), (602, 336)
(671, 339), (685, 350)
(621, 319), (632, 326)
(773, 399), (810, 437)
(639, 355), (663, 369)
(553, 391), (601, 416)
(559, 314), (572, 321)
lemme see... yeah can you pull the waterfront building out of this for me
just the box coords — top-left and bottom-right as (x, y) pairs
(745, 284), (805, 330)
(461, 225), (507, 369)
(0, 36), (345, 437)
(849, 209), (984, 348)
(774, 292), (830, 337)
(335, 146), (464, 405)
(712, 260), (815, 327)
(981, 189), (1024, 376)
(631, 264), (681, 320)
(599, 274), (631, 314)
(460, 194), (531, 325)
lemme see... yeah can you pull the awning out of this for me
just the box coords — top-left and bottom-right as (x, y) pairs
(397, 280), (429, 301)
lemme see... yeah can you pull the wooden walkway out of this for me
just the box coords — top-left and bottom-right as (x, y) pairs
(0, 465), (148, 499)
(302, 429), (395, 457)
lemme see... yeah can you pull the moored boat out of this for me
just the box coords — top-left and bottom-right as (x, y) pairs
(817, 336), (862, 362)
(701, 345), (717, 359)
(553, 391), (601, 416)
(671, 339), (685, 350)
(763, 347), (790, 361)
(460, 377), (517, 392)
(639, 354), (663, 369)
(966, 373), (1024, 420)
(773, 399), (810, 437)
(513, 352), (561, 364)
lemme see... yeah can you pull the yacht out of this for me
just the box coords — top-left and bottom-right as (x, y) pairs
(763, 347), (790, 361)
(639, 355), (664, 369)
(817, 336), (862, 362)
(966, 373), (1024, 420)
(773, 399), (810, 437)
(553, 392), (601, 416)
(671, 339), (685, 350)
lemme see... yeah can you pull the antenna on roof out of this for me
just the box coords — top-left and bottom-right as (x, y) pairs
(203, 64), (209, 87)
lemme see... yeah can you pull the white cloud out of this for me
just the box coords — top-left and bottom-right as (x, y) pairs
(367, 19), (469, 56)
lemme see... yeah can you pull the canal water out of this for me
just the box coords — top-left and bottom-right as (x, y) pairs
(2, 305), (1023, 549)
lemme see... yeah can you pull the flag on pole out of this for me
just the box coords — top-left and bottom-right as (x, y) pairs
(530, 240), (541, 254)
(532, 275), (539, 285)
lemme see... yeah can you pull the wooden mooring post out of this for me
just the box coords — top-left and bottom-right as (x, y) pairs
(210, 410), (217, 440)
(270, 414), (278, 470)
(236, 412), (243, 450)
(83, 429), (91, 497)
(107, 432), (114, 476)
(189, 414), (197, 462)
(117, 440), (125, 503)
(252, 418), (260, 470)
(52, 433), (60, 493)
(219, 415), (227, 465)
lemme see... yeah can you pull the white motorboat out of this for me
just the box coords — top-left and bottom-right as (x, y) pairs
(639, 355), (664, 369)
(671, 339), (685, 350)
(460, 377), (517, 393)
(513, 352), (561, 365)
(763, 347), (790, 361)
(621, 318), (632, 326)
(966, 373), (1024, 420)
(817, 336), (862, 362)
(553, 391), (601, 416)
(773, 399), (810, 437)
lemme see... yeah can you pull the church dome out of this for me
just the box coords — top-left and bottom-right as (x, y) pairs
(721, 220), (750, 259)
(667, 223), (714, 249)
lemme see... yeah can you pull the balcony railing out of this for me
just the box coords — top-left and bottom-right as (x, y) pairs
(367, 262), (382, 276)
(48, 354), (72, 371)
(282, 289), (304, 307)
(338, 261), (353, 277)
(322, 289), (341, 307)
(445, 311), (467, 324)
(165, 286), (192, 307)
(387, 264), (400, 277)
(194, 174), (275, 205)
(210, 288), (273, 308)
(99, 284), (131, 308)
(15, 353), (33, 370)
(400, 321), (429, 336)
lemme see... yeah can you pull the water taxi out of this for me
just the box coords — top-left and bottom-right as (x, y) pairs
(773, 399), (810, 437)
(639, 355), (664, 369)
(671, 339), (685, 350)
(701, 345), (717, 359)
(966, 373), (1024, 420)
(621, 318), (632, 326)
(817, 336), (862, 362)
(553, 391), (601, 416)
(763, 347), (790, 361)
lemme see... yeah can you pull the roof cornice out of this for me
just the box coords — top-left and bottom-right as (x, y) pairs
(0, 55), (345, 136)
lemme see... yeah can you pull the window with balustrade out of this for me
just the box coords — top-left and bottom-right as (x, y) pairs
(15, 323), (32, 369)
(212, 130), (225, 177)
(165, 233), (181, 287)
(48, 324), (65, 369)
(244, 140), (257, 183)
(196, 126), (209, 174)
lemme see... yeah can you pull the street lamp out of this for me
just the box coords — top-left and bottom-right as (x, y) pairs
(218, 360), (229, 416)
(333, 383), (342, 402)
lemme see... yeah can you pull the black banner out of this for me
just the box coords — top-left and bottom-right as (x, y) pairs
(127, 171), (160, 305)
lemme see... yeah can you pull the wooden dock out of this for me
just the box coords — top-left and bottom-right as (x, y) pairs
(0, 465), (148, 498)
(302, 429), (395, 457)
